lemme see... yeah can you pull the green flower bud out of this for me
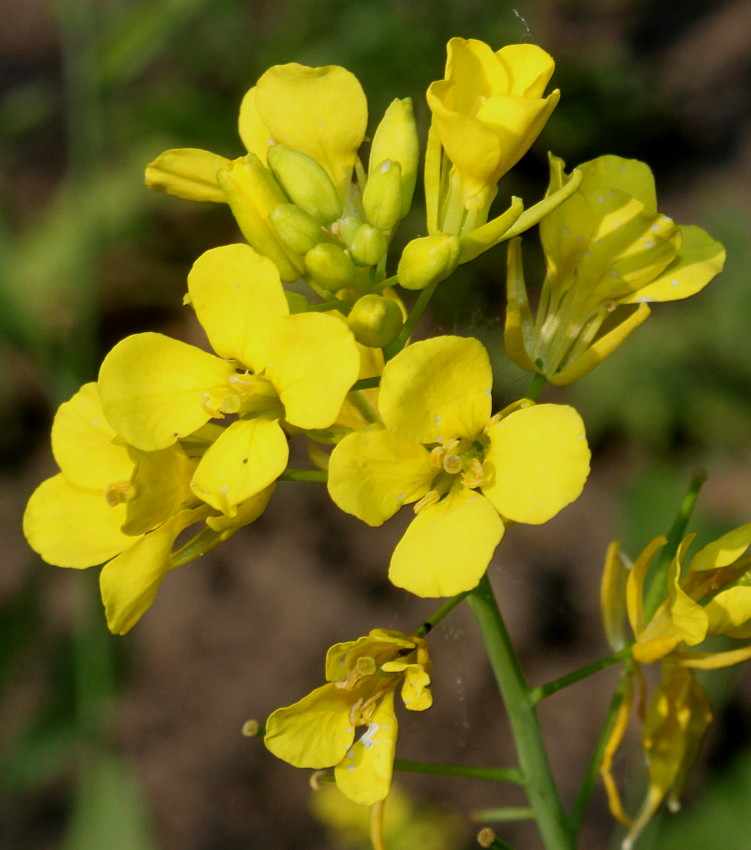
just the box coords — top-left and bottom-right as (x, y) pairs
(333, 214), (365, 245)
(363, 160), (403, 231)
(397, 233), (461, 290)
(369, 98), (419, 218)
(269, 203), (324, 255)
(347, 294), (404, 348)
(216, 154), (304, 282)
(267, 145), (342, 224)
(284, 291), (309, 314)
(348, 223), (388, 267)
(305, 243), (355, 291)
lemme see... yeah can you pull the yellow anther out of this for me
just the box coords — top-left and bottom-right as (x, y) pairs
(221, 393), (242, 414)
(241, 719), (261, 737)
(414, 489), (441, 514)
(105, 480), (132, 507)
(443, 453), (463, 475)
(356, 656), (377, 676)
(429, 438), (459, 468)
(461, 458), (485, 489)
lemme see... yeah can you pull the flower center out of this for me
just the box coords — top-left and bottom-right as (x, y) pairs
(414, 437), (487, 513)
(221, 372), (282, 418)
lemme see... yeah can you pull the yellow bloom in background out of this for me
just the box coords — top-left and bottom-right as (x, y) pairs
(328, 335), (590, 597)
(264, 629), (432, 805)
(505, 154), (726, 385)
(599, 523), (751, 847)
(22, 383), (273, 633)
(426, 38), (559, 220)
(98, 243), (360, 517)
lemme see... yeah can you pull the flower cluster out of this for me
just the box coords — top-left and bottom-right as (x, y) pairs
(600, 524), (751, 848)
(24, 35), (728, 823)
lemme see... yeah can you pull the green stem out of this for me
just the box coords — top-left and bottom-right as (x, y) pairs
(393, 760), (523, 784)
(524, 372), (547, 401)
(415, 591), (470, 637)
(352, 376), (381, 391)
(568, 664), (632, 836)
(278, 469), (327, 483)
(530, 648), (631, 704)
(468, 575), (573, 850)
(473, 807), (535, 823)
(306, 298), (357, 313)
(383, 278), (439, 360)
(644, 468), (707, 621)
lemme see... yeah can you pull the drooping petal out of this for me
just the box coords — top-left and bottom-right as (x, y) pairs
(334, 690), (398, 805)
(255, 63), (367, 198)
(379, 336), (492, 443)
(265, 683), (355, 768)
(237, 87), (273, 162)
(187, 244), (289, 371)
(51, 382), (133, 490)
(482, 403), (590, 524)
(327, 427), (434, 526)
(24, 474), (132, 568)
(622, 225), (726, 304)
(266, 313), (360, 429)
(99, 507), (205, 635)
(98, 333), (236, 451)
(626, 535), (667, 637)
(389, 486), (504, 597)
(190, 416), (288, 515)
(380, 661), (432, 711)
(144, 148), (230, 203)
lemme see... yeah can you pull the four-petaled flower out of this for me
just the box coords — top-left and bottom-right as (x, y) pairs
(328, 335), (590, 597)
(98, 243), (360, 517)
(505, 154), (726, 384)
(264, 629), (432, 805)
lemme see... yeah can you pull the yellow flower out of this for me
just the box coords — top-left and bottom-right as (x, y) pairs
(505, 154), (726, 385)
(22, 383), (273, 633)
(426, 39), (559, 218)
(599, 524), (751, 847)
(98, 244), (360, 517)
(264, 629), (432, 805)
(328, 336), (590, 597)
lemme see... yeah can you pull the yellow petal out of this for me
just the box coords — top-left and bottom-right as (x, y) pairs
(622, 225), (725, 304)
(265, 683), (355, 768)
(237, 86), (273, 162)
(266, 313), (360, 429)
(626, 535), (667, 636)
(98, 332), (236, 451)
(24, 474), (132, 568)
(379, 336), (492, 443)
(334, 690), (398, 805)
(575, 155), (658, 214)
(51, 382), (133, 490)
(600, 541), (629, 651)
(482, 403), (590, 524)
(144, 148), (229, 202)
(703, 587), (751, 636)
(123, 445), (196, 536)
(389, 486), (504, 597)
(689, 522), (751, 571)
(255, 63), (367, 198)
(205, 483), (275, 536)
(187, 244), (288, 371)
(100, 507), (204, 634)
(327, 427), (434, 526)
(190, 416), (288, 515)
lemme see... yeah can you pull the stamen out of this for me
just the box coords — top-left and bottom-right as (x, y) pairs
(461, 458), (485, 489)
(105, 480), (132, 506)
(356, 656), (377, 676)
(443, 453), (463, 474)
(414, 489), (441, 514)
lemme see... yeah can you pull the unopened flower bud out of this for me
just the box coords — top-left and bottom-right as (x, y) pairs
(216, 154), (303, 282)
(305, 243), (355, 291)
(397, 233), (461, 290)
(347, 294), (403, 348)
(363, 160), (403, 231)
(267, 145), (342, 224)
(348, 223), (388, 267)
(269, 203), (323, 255)
(332, 214), (365, 244)
(369, 98), (419, 218)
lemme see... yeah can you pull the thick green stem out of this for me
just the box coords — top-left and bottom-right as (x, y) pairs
(468, 575), (573, 850)
(530, 647), (631, 704)
(524, 372), (547, 401)
(383, 278), (439, 360)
